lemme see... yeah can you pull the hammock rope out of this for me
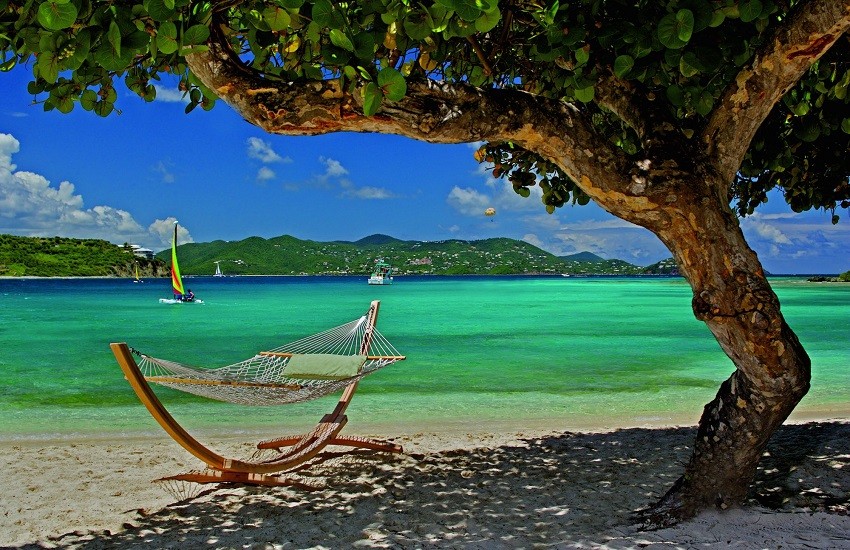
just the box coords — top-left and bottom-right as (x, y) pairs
(130, 313), (404, 406)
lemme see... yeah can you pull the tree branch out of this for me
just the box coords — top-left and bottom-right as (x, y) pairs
(186, 35), (640, 213)
(702, 0), (850, 184)
(593, 68), (660, 141)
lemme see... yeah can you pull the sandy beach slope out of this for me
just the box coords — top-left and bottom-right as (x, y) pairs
(2, 420), (849, 548)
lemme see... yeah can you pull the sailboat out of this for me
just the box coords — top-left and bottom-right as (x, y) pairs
(159, 221), (202, 304)
(133, 263), (143, 283)
(214, 261), (224, 277)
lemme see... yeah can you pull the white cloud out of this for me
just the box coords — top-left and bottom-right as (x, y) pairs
(320, 156), (349, 177)
(257, 166), (276, 181)
(247, 137), (291, 164)
(447, 186), (492, 216)
(149, 217), (193, 247)
(746, 218), (793, 245)
(153, 84), (189, 103)
(0, 133), (189, 250)
(344, 186), (395, 199)
(153, 161), (175, 183)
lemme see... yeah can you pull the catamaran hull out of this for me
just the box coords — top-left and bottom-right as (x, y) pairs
(159, 298), (204, 304)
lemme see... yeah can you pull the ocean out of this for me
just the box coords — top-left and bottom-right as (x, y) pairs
(0, 275), (847, 441)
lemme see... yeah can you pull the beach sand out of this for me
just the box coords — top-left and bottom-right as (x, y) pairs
(2, 419), (850, 549)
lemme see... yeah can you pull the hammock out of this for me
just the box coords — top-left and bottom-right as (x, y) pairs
(110, 300), (406, 487)
(130, 310), (404, 406)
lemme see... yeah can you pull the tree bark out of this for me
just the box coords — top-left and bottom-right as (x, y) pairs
(628, 175), (812, 526)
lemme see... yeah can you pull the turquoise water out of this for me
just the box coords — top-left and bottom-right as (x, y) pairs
(0, 276), (847, 440)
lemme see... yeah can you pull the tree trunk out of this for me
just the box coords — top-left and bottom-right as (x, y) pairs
(637, 177), (812, 526)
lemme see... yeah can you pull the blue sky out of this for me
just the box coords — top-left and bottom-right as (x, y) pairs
(0, 69), (847, 274)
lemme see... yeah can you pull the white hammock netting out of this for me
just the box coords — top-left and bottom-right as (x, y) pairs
(130, 313), (403, 406)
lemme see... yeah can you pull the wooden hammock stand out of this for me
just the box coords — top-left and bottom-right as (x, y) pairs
(110, 300), (404, 487)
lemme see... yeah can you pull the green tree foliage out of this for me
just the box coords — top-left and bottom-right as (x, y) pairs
(1, 0), (847, 218)
(0, 234), (165, 277)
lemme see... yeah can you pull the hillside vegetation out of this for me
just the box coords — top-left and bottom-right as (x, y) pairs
(160, 233), (680, 277)
(0, 233), (684, 278)
(0, 234), (167, 277)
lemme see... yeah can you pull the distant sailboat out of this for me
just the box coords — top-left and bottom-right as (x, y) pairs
(214, 261), (224, 277)
(159, 222), (202, 304)
(133, 263), (143, 283)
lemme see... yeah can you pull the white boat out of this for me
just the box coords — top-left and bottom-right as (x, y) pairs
(214, 261), (224, 277)
(368, 259), (394, 285)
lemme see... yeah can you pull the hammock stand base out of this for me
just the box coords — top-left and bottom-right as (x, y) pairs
(110, 300), (404, 488)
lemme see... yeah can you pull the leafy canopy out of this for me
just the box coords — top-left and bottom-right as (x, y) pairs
(1, 0), (848, 219)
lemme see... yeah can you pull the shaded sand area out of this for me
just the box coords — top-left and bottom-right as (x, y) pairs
(2, 421), (850, 548)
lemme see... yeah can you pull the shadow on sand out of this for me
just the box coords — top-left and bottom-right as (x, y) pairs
(31, 422), (850, 549)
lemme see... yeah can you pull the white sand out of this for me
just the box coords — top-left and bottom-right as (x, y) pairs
(2, 420), (849, 548)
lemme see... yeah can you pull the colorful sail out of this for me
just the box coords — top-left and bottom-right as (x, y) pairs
(171, 223), (185, 297)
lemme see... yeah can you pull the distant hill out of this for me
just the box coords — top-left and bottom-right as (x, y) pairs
(560, 251), (605, 262)
(158, 233), (676, 277)
(642, 257), (681, 275)
(0, 232), (682, 278)
(0, 234), (168, 277)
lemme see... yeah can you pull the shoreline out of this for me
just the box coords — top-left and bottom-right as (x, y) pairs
(2, 416), (849, 548)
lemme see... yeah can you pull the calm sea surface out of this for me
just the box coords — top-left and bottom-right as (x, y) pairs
(1, 276), (847, 441)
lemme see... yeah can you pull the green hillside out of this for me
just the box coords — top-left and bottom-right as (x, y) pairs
(0, 234), (168, 277)
(0, 233), (680, 278)
(159, 233), (675, 277)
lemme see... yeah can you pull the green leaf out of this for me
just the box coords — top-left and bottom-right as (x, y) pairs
(37, 2), (78, 30)
(144, 0), (175, 22)
(841, 118), (850, 135)
(362, 81), (382, 116)
(657, 12), (687, 49)
(329, 29), (354, 52)
(666, 85), (684, 107)
(404, 13), (432, 40)
(675, 10), (694, 42)
(475, 7), (500, 33)
(378, 67), (406, 101)
(613, 55), (633, 78)
(163, 0), (174, 9)
(183, 24), (210, 45)
(437, 0), (481, 22)
(708, 10), (725, 28)
(694, 90), (714, 116)
(353, 33), (375, 60)
(739, 0), (762, 23)
(55, 94), (74, 113)
(93, 44), (134, 70)
(80, 89), (97, 111)
(107, 20), (122, 58)
(574, 47), (589, 66)
(277, 0), (304, 8)
(574, 85), (594, 103)
(36, 53), (60, 82)
(94, 100), (114, 117)
(679, 53), (699, 77)
(312, 0), (336, 28)
(263, 7), (290, 32)
(794, 118), (820, 142)
(157, 21), (179, 55)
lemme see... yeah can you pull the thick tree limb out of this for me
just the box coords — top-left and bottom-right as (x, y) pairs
(593, 68), (673, 142)
(186, 36), (639, 210)
(702, 0), (850, 183)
